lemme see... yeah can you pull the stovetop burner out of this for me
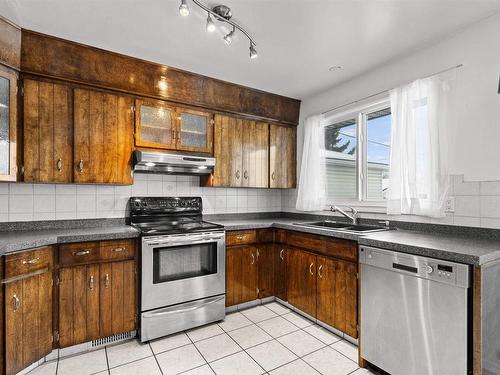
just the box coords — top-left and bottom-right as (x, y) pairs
(129, 197), (224, 235)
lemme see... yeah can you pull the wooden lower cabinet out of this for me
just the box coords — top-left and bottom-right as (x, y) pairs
(274, 244), (287, 301)
(4, 247), (53, 375)
(287, 248), (317, 317)
(226, 246), (258, 306)
(257, 243), (275, 298)
(317, 256), (358, 338)
(58, 260), (136, 348)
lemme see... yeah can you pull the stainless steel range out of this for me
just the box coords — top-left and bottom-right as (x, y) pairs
(130, 196), (226, 342)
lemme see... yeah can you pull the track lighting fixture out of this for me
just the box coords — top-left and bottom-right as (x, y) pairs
(224, 27), (235, 45)
(179, 0), (189, 16)
(177, 0), (258, 59)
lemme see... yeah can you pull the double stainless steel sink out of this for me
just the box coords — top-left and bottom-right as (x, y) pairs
(295, 220), (391, 234)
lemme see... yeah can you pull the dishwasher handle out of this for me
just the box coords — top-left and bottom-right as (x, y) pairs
(392, 263), (418, 274)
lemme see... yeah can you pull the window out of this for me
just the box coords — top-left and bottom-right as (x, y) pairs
(324, 100), (391, 204)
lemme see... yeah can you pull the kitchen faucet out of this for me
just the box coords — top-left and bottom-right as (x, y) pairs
(330, 205), (359, 224)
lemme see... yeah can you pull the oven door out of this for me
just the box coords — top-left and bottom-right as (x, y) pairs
(141, 231), (225, 311)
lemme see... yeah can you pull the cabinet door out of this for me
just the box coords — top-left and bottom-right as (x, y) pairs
(23, 79), (73, 183)
(0, 67), (17, 181)
(176, 108), (213, 154)
(274, 245), (287, 301)
(242, 120), (269, 188)
(226, 246), (258, 306)
(257, 243), (274, 299)
(317, 256), (358, 338)
(226, 246), (237, 306)
(208, 114), (243, 187)
(135, 99), (176, 150)
(74, 89), (134, 184)
(287, 248), (317, 317)
(99, 261), (136, 337)
(5, 271), (53, 375)
(270, 124), (296, 188)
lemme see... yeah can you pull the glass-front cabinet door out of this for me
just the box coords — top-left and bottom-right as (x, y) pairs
(0, 68), (17, 181)
(135, 99), (177, 150)
(176, 108), (213, 154)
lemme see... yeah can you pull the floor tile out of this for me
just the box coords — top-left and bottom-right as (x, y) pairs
(277, 330), (325, 357)
(331, 340), (359, 362)
(156, 344), (206, 375)
(150, 332), (191, 354)
(257, 316), (299, 338)
(304, 325), (342, 345)
(106, 339), (153, 368)
(182, 364), (215, 374)
(210, 351), (265, 375)
(246, 340), (297, 372)
(218, 312), (253, 332)
(228, 324), (272, 349)
(241, 305), (278, 323)
(57, 349), (108, 375)
(282, 311), (314, 328)
(27, 361), (57, 375)
(303, 347), (358, 375)
(263, 302), (290, 315)
(269, 359), (320, 375)
(351, 369), (378, 375)
(195, 333), (241, 362)
(109, 356), (161, 375)
(187, 323), (225, 342)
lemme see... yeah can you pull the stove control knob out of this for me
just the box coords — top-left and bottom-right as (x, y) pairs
(426, 265), (434, 274)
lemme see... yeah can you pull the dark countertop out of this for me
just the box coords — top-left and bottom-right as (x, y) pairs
(213, 219), (500, 266)
(0, 225), (140, 255)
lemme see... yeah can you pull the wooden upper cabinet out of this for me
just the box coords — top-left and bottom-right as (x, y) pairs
(242, 120), (269, 188)
(270, 124), (296, 188)
(23, 79), (73, 183)
(134, 99), (176, 150)
(0, 67), (18, 182)
(176, 107), (213, 154)
(74, 88), (134, 184)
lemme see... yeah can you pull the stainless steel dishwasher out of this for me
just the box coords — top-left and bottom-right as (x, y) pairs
(360, 246), (471, 375)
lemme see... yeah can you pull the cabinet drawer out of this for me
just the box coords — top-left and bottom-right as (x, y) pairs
(59, 242), (100, 266)
(100, 239), (135, 261)
(257, 229), (275, 243)
(5, 246), (53, 278)
(275, 229), (287, 243)
(286, 231), (357, 262)
(226, 230), (257, 246)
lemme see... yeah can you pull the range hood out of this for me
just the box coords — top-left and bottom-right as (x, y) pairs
(133, 150), (215, 175)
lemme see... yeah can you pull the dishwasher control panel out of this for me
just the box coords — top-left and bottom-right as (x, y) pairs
(359, 246), (470, 288)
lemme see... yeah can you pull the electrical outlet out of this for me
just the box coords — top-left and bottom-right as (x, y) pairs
(445, 197), (455, 213)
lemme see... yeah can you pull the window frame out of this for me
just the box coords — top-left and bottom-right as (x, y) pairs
(322, 97), (391, 210)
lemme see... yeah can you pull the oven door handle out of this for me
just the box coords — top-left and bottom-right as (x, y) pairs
(142, 295), (224, 318)
(144, 234), (225, 247)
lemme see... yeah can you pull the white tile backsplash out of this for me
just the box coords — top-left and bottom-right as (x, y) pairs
(0, 174), (283, 222)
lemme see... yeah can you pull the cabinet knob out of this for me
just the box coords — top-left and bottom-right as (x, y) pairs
(22, 257), (39, 265)
(235, 170), (240, 179)
(271, 172), (275, 181)
(250, 253), (255, 265)
(104, 274), (110, 288)
(56, 158), (63, 172)
(244, 171), (248, 180)
(73, 250), (90, 256)
(309, 262), (315, 276)
(12, 294), (20, 311)
(280, 249), (285, 260)
(78, 160), (84, 173)
(318, 264), (323, 278)
(89, 275), (94, 290)
(112, 247), (125, 252)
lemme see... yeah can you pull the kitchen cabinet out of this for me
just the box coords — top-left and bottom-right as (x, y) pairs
(257, 243), (275, 299)
(135, 99), (213, 154)
(23, 79), (73, 183)
(316, 256), (358, 338)
(226, 245), (258, 306)
(57, 239), (137, 348)
(274, 237), (288, 301)
(3, 246), (53, 375)
(270, 124), (296, 188)
(287, 247), (317, 317)
(0, 67), (18, 182)
(202, 114), (268, 188)
(74, 88), (134, 184)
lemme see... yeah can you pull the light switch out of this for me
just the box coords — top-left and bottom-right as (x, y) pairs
(445, 197), (455, 213)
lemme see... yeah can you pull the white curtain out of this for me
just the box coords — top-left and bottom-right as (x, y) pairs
(296, 114), (327, 211)
(387, 76), (451, 218)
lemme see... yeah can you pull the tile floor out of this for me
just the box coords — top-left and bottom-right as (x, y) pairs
(28, 302), (379, 375)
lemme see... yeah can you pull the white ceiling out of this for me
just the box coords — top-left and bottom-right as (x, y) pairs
(2, 0), (500, 99)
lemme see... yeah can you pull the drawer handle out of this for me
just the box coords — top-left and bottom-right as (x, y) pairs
(280, 249), (285, 260)
(22, 258), (40, 265)
(73, 250), (90, 256)
(104, 274), (110, 288)
(56, 158), (63, 172)
(12, 294), (20, 311)
(250, 253), (255, 265)
(78, 159), (84, 173)
(309, 262), (314, 276)
(89, 275), (94, 290)
(112, 247), (125, 252)
(236, 235), (245, 240)
(318, 264), (323, 278)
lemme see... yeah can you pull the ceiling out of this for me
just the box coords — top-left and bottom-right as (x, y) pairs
(1, 0), (500, 99)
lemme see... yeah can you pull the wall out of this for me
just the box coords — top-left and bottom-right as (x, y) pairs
(0, 174), (282, 222)
(286, 13), (500, 228)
